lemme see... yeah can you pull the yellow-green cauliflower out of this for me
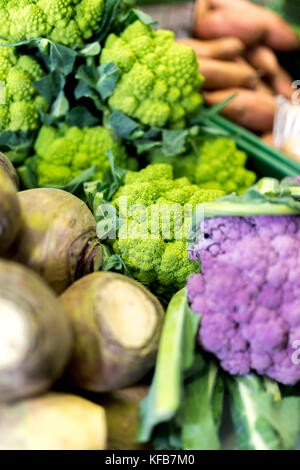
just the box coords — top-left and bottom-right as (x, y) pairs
(0, 43), (47, 132)
(100, 20), (204, 129)
(111, 164), (224, 295)
(35, 124), (136, 186)
(0, 0), (105, 47)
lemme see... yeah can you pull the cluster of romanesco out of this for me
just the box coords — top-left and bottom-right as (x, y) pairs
(111, 164), (224, 295)
(0, 0), (105, 47)
(35, 124), (136, 186)
(150, 137), (256, 195)
(0, 43), (47, 132)
(100, 20), (204, 129)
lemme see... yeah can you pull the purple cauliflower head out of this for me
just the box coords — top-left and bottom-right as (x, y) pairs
(187, 215), (300, 385)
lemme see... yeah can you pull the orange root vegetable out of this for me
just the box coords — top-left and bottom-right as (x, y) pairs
(261, 133), (274, 147)
(254, 78), (274, 96)
(8, 188), (102, 294)
(193, 9), (267, 45)
(0, 393), (107, 450)
(99, 386), (151, 450)
(60, 272), (164, 392)
(246, 45), (280, 77)
(0, 261), (72, 403)
(199, 57), (258, 90)
(177, 37), (245, 60)
(204, 88), (277, 132)
(271, 67), (294, 101)
(206, 0), (299, 51)
(0, 153), (19, 188)
(0, 167), (20, 256)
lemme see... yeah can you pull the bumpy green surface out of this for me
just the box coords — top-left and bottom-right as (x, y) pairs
(100, 20), (204, 129)
(150, 138), (257, 195)
(35, 124), (135, 186)
(0, 0), (105, 47)
(0, 44), (47, 132)
(112, 164), (224, 295)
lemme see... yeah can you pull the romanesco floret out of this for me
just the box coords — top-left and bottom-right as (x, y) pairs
(111, 164), (224, 295)
(0, 0), (105, 47)
(34, 124), (136, 187)
(0, 45), (47, 132)
(150, 137), (256, 195)
(100, 20), (204, 129)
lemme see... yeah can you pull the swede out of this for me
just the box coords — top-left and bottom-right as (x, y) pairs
(0, 393), (107, 450)
(9, 188), (102, 294)
(0, 166), (20, 256)
(0, 261), (72, 403)
(60, 272), (164, 392)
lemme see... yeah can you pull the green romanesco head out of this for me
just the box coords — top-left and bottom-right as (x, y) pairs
(0, 45), (48, 132)
(35, 124), (137, 187)
(0, 0), (105, 47)
(111, 164), (224, 295)
(150, 137), (257, 195)
(100, 20), (204, 130)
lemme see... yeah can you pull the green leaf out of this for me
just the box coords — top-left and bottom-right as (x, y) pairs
(50, 91), (69, 119)
(161, 129), (189, 157)
(79, 42), (101, 57)
(48, 41), (77, 75)
(109, 110), (142, 139)
(228, 375), (300, 450)
(33, 71), (65, 105)
(97, 62), (120, 100)
(66, 107), (99, 127)
(0, 131), (34, 163)
(18, 157), (38, 190)
(181, 359), (223, 450)
(136, 288), (200, 443)
(122, 8), (159, 27)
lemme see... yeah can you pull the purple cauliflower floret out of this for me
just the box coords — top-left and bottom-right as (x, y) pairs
(187, 215), (300, 385)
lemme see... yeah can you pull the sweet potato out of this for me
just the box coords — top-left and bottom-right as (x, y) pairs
(8, 188), (102, 294)
(261, 133), (274, 147)
(204, 88), (277, 132)
(0, 167), (20, 256)
(271, 67), (294, 101)
(199, 57), (258, 90)
(60, 272), (164, 392)
(193, 9), (267, 45)
(177, 37), (245, 60)
(205, 0), (299, 51)
(0, 393), (107, 450)
(246, 45), (280, 77)
(0, 261), (72, 403)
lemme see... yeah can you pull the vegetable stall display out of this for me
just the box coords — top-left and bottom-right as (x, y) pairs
(0, 0), (299, 452)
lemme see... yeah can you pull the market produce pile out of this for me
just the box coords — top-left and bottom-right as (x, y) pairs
(0, 0), (299, 452)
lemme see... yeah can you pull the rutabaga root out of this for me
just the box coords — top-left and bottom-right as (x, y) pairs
(0, 393), (107, 450)
(0, 167), (21, 256)
(0, 153), (19, 188)
(0, 261), (72, 403)
(9, 188), (102, 294)
(60, 272), (165, 392)
(99, 386), (152, 450)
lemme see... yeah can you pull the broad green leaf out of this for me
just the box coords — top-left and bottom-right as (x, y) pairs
(66, 107), (99, 127)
